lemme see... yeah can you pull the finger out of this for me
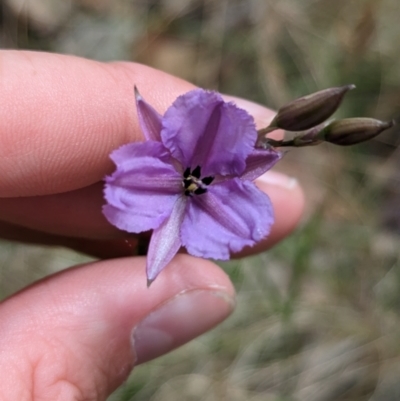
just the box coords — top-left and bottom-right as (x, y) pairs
(0, 255), (234, 400)
(0, 168), (304, 257)
(0, 166), (303, 240)
(0, 220), (139, 258)
(0, 182), (116, 239)
(0, 51), (282, 198)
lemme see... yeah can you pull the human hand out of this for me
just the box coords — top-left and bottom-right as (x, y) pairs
(0, 50), (304, 400)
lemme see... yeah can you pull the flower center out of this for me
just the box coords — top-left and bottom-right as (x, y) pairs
(182, 166), (214, 197)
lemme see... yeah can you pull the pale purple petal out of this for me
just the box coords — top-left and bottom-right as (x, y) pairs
(135, 86), (162, 142)
(103, 141), (181, 233)
(240, 148), (282, 181)
(181, 178), (274, 259)
(147, 196), (188, 283)
(161, 89), (257, 177)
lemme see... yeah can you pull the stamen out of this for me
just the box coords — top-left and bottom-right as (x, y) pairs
(182, 166), (212, 197)
(202, 176), (214, 185)
(194, 187), (207, 195)
(192, 165), (201, 178)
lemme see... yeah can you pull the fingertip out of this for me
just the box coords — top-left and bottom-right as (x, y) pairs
(258, 171), (305, 246)
(132, 288), (234, 364)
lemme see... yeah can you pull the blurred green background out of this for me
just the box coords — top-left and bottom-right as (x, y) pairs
(1, 0), (400, 400)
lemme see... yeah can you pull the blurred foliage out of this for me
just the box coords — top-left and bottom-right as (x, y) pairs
(1, 0), (400, 400)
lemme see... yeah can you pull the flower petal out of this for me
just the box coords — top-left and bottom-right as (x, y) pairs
(135, 86), (162, 142)
(240, 148), (282, 181)
(103, 141), (181, 233)
(181, 178), (274, 259)
(147, 196), (187, 283)
(161, 89), (257, 177)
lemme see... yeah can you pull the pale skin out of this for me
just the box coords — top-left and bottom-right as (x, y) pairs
(0, 50), (305, 400)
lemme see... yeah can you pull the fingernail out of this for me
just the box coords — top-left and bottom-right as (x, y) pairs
(257, 171), (298, 190)
(131, 290), (235, 364)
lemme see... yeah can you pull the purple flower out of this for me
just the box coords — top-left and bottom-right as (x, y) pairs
(103, 88), (281, 283)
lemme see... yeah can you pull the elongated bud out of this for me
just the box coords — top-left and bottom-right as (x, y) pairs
(320, 118), (394, 146)
(269, 84), (356, 131)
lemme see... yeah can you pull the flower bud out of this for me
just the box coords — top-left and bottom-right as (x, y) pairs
(270, 84), (356, 131)
(320, 118), (394, 146)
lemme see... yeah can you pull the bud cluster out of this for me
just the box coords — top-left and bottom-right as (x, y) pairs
(257, 85), (395, 149)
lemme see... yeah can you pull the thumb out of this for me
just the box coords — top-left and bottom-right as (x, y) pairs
(0, 255), (234, 400)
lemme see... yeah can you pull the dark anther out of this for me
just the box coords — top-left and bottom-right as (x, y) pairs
(194, 187), (207, 195)
(192, 165), (201, 178)
(182, 166), (211, 197)
(202, 176), (214, 185)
